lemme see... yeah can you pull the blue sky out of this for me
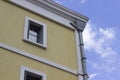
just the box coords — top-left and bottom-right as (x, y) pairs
(53, 0), (120, 80)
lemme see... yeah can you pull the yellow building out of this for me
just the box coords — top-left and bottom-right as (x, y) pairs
(0, 0), (88, 80)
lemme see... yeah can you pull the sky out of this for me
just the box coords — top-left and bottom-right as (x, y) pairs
(53, 0), (120, 80)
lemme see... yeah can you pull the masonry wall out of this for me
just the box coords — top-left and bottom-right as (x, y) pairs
(0, 1), (78, 80)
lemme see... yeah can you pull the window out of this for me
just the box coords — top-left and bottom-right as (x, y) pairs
(28, 21), (43, 44)
(23, 17), (47, 48)
(25, 70), (42, 80)
(20, 66), (46, 80)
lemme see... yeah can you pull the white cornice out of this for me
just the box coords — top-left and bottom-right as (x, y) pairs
(29, 0), (89, 22)
(7, 0), (88, 30)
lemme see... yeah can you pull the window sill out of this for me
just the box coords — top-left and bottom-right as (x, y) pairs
(23, 38), (47, 49)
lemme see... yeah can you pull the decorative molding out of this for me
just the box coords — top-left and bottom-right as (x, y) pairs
(28, 0), (88, 22)
(0, 42), (77, 75)
(2, 1), (89, 79)
(23, 16), (47, 48)
(7, 0), (75, 30)
(20, 66), (46, 80)
(75, 31), (83, 74)
(7, 0), (89, 30)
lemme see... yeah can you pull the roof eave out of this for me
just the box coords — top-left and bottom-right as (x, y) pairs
(28, 0), (89, 23)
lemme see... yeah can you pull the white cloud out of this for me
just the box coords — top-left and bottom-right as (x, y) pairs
(83, 22), (96, 49)
(53, 0), (63, 5)
(99, 28), (114, 39)
(83, 22), (116, 59)
(54, 0), (86, 4)
(89, 73), (99, 80)
(80, 0), (86, 4)
(83, 21), (118, 76)
(90, 61), (116, 73)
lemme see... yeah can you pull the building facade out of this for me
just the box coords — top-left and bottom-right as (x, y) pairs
(0, 0), (88, 80)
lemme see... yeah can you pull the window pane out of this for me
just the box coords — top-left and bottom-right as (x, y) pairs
(25, 71), (42, 80)
(27, 20), (44, 45)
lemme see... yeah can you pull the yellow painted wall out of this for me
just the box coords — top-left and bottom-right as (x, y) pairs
(0, 1), (77, 70)
(0, 48), (78, 80)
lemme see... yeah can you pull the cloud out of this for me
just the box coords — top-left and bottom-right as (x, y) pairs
(89, 73), (99, 80)
(83, 22), (96, 50)
(90, 61), (116, 73)
(53, 0), (86, 5)
(99, 28), (114, 39)
(80, 0), (86, 4)
(53, 0), (63, 5)
(83, 22), (116, 59)
(83, 21), (119, 80)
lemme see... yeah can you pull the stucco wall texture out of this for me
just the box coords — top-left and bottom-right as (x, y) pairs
(0, 1), (78, 80)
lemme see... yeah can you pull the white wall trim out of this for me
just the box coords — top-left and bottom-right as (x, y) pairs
(75, 31), (83, 74)
(20, 66), (46, 80)
(23, 16), (47, 48)
(0, 42), (77, 75)
(7, 0), (75, 30)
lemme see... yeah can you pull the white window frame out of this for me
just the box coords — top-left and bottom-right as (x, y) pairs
(23, 16), (47, 48)
(20, 66), (46, 80)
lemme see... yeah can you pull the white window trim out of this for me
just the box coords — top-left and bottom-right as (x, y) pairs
(23, 16), (47, 48)
(20, 66), (46, 80)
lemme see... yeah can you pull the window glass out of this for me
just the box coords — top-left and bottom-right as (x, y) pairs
(23, 17), (47, 48)
(25, 71), (42, 80)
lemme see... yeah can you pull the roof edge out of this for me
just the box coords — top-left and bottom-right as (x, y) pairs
(28, 0), (89, 23)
